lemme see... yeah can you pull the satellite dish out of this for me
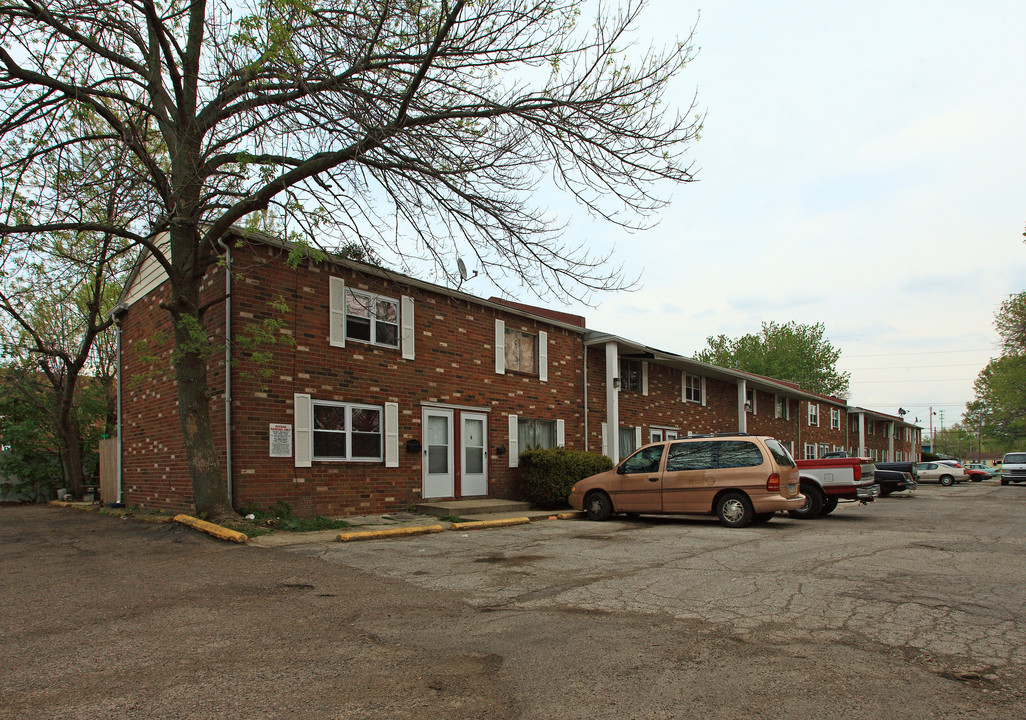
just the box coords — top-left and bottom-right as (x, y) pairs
(455, 257), (477, 289)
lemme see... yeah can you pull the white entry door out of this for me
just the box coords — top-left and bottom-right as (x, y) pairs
(461, 413), (488, 497)
(422, 408), (454, 498)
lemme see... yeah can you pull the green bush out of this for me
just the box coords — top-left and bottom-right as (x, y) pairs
(520, 447), (613, 507)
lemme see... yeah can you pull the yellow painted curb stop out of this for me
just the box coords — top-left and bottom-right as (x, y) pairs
(337, 524), (446, 542)
(173, 514), (248, 544)
(450, 517), (530, 531)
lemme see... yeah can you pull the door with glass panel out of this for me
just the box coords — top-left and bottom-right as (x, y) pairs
(461, 413), (488, 497)
(422, 408), (454, 498)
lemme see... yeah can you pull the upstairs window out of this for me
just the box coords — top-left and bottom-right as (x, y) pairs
(684, 374), (704, 403)
(620, 359), (643, 392)
(808, 403), (820, 427)
(745, 388), (757, 414)
(830, 408), (841, 430)
(346, 289), (399, 347)
(504, 328), (537, 374)
(774, 395), (789, 420)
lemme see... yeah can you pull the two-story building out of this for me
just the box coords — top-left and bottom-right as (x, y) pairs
(114, 230), (921, 516)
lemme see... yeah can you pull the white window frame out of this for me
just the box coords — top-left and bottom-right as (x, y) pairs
(804, 443), (817, 460)
(683, 374), (705, 405)
(310, 399), (384, 462)
(774, 395), (789, 420)
(650, 428), (680, 443)
(808, 403), (820, 427)
(344, 288), (400, 349)
(830, 407), (840, 430)
(746, 388), (757, 414)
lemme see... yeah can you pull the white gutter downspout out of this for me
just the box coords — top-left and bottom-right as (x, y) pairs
(217, 239), (233, 506)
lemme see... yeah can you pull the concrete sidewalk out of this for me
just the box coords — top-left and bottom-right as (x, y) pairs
(249, 508), (581, 547)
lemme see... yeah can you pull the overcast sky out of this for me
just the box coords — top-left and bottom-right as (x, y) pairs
(459, 0), (1026, 434)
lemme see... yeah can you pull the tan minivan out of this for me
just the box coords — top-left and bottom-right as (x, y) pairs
(568, 434), (804, 527)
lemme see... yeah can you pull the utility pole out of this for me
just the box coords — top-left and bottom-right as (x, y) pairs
(929, 406), (934, 453)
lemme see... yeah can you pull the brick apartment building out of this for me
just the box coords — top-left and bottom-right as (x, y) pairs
(114, 231), (921, 516)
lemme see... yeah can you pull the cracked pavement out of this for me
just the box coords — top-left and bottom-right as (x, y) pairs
(5, 482), (1026, 719)
(294, 482), (1026, 685)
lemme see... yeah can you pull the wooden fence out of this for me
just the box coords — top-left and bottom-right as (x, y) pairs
(99, 437), (118, 504)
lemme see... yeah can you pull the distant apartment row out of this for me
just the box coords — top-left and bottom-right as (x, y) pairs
(114, 231), (921, 516)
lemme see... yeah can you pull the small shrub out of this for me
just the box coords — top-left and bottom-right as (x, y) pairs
(520, 447), (613, 508)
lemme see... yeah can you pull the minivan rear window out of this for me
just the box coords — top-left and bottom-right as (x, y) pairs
(665, 440), (764, 471)
(1005, 453), (1026, 464)
(764, 439), (796, 468)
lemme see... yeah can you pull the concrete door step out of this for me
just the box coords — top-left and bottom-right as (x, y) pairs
(416, 498), (532, 517)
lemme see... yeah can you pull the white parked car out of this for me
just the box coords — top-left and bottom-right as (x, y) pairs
(914, 462), (968, 486)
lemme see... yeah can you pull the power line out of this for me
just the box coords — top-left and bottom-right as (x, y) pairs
(846, 362), (984, 370)
(843, 348), (996, 358)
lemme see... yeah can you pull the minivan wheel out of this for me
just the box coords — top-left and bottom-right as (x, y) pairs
(788, 483), (823, 519)
(716, 492), (754, 528)
(584, 491), (613, 521)
(939, 474), (955, 487)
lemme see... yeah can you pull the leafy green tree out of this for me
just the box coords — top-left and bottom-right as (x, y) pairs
(0, 0), (702, 520)
(695, 321), (850, 398)
(967, 291), (1026, 447)
(0, 364), (63, 501)
(0, 122), (136, 498)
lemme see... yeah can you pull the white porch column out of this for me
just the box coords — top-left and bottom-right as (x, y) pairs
(737, 379), (747, 433)
(858, 414), (866, 457)
(605, 341), (620, 463)
(888, 421), (895, 461)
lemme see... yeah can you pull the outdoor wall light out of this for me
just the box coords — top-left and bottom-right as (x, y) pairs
(496, 444), (507, 455)
(405, 439), (422, 453)
(613, 377), (621, 390)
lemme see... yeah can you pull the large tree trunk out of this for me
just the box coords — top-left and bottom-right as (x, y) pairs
(53, 384), (86, 499)
(173, 316), (234, 521)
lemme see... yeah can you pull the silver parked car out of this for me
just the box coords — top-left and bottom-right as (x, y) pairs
(914, 462), (968, 486)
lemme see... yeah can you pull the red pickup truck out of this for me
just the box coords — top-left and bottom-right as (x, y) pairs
(791, 457), (880, 519)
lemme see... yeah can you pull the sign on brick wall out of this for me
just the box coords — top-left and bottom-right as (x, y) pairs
(269, 423), (292, 458)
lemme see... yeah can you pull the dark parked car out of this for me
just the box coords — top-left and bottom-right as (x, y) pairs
(873, 462), (918, 496)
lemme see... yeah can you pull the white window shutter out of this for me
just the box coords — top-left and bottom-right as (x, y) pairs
(400, 296), (415, 360)
(635, 426), (642, 448)
(538, 330), (548, 382)
(508, 413), (518, 467)
(700, 377), (707, 406)
(642, 362), (649, 396)
(681, 373), (686, 402)
(556, 419), (565, 448)
(329, 277), (345, 347)
(601, 422), (608, 457)
(384, 402), (399, 468)
(294, 393), (312, 468)
(495, 319), (506, 374)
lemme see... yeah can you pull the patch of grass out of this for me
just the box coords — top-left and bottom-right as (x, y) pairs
(437, 514), (464, 523)
(239, 502), (354, 533)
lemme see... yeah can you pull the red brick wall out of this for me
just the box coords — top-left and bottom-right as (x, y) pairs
(585, 349), (744, 451)
(118, 265), (228, 514)
(120, 243), (585, 517)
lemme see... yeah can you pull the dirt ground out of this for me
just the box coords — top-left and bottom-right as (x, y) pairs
(2, 492), (1024, 719)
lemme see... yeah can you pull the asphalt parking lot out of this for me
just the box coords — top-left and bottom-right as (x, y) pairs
(4, 481), (1026, 719)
